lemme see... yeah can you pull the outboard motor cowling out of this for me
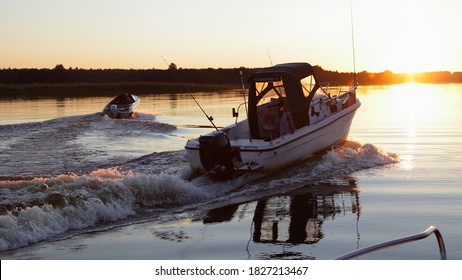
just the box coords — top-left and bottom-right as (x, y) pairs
(198, 131), (234, 179)
(109, 104), (119, 118)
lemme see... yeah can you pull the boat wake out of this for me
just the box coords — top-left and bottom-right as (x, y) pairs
(0, 132), (398, 251)
(198, 140), (400, 208)
(0, 112), (176, 177)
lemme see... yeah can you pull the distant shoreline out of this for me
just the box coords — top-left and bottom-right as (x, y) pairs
(0, 82), (237, 99)
(1, 80), (460, 100)
(1, 65), (461, 98)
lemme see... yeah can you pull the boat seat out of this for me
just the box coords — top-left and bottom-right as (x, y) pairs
(279, 111), (295, 136)
(257, 103), (281, 141)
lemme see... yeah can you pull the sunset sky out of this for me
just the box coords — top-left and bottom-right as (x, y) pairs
(1, 0), (461, 73)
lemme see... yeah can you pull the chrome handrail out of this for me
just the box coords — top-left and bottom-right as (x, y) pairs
(319, 81), (342, 97)
(335, 225), (447, 260)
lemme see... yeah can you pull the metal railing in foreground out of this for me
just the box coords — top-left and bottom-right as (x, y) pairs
(335, 225), (447, 260)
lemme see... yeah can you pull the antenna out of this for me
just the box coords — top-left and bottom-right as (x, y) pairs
(350, 0), (357, 80)
(161, 56), (218, 131)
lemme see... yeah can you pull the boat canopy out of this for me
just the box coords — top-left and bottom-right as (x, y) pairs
(250, 62), (315, 81)
(247, 63), (320, 139)
(109, 93), (136, 105)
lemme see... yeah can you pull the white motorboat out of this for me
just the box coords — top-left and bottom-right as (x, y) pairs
(103, 93), (140, 118)
(185, 62), (360, 179)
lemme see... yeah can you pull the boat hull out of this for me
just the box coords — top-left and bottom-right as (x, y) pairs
(185, 101), (360, 174)
(103, 95), (140, 118)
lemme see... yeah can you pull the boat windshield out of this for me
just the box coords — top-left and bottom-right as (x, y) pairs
(255, 77), (286, 107)
(301, 76), (315, 97)
(302, 76), (342, 103)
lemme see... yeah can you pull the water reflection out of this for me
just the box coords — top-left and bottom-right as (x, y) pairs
(203, 183), (360, 246)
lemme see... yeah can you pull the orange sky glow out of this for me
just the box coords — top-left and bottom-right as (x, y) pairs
(1, 0), (461, 73)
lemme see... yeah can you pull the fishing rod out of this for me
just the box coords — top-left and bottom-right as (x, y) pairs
(239, 70), (252, 142)
(267, 51), (273, 66)
(239, 70), (248, 118)
(161, 56), (218, 131)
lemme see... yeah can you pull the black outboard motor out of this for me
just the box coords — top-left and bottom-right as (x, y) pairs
(198, 131), (234, 179)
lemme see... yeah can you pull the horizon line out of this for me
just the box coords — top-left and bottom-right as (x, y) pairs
(1, 65), (461, 75)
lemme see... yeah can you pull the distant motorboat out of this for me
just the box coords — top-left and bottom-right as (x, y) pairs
(185, 62), (360, 179)
(103, 93), (140, 118)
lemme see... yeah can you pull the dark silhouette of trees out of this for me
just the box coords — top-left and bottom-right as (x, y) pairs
(168, 63), (177, 71)
(1, 65), (461, 86)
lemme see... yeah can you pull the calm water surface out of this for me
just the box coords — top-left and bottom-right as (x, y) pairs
(0, 84), (461, 259)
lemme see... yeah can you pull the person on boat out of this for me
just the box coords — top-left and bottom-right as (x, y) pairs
(279, 99), (295, 136)
(119, 93), (131, 104)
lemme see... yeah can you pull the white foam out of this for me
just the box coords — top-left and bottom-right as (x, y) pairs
(0, 140), (399, 251)
(0, 169), (209, 251)
(313, 141), (399, 177)
(228, 140), (400, 199)
(124, 173), (210, 207)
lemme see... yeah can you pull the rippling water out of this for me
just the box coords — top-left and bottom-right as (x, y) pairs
(0, 84), (461, 259)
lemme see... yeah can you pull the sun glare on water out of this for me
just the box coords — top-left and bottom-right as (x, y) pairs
(389, 83), (433, 137)
(387, 83), (461, 131)
(386, 82), (444, 171)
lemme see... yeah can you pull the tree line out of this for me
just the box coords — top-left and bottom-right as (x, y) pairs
(1, 64), (462, 85)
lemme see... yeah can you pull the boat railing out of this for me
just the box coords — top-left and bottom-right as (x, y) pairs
(334, 225), (447, 260)
(319, 81), (342, 98)
(318, 81), (358, 98)
(233, 102), (248, 123)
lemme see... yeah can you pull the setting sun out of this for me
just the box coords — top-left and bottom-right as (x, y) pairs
(353, 0), (461, 73)
(384, 26), (444, 74)
(379, 3), (445, 73)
